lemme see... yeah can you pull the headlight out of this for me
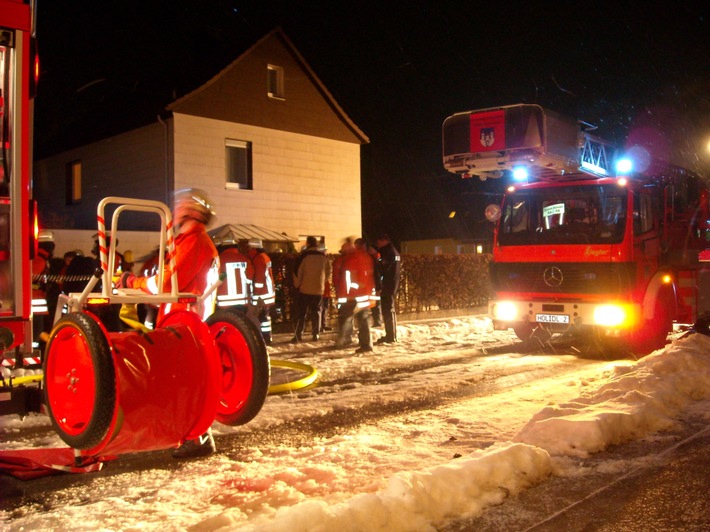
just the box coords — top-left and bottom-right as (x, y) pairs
(593, 305), (627, 327)
(493, 301), (518, 321)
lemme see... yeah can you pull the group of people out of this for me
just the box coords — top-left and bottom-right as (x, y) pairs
(290, 233), (401, 354)
(213, 237), (276, 344)
(33, 187), (402, 458)
(31, 230), (136, 339)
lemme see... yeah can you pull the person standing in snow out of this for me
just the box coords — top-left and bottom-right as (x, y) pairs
(291, 236), (331, 343)
(247, 238), (276, 344)
(334, 237), (375, 353)
(375, 233), (401, 344)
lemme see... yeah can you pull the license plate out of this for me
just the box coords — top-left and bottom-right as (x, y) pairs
(536, 313), (569, 324)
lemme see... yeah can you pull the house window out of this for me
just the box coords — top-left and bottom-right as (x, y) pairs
(66, 160), (82, 204)
(226, 139), (253, 190)
(267, 64), (284, 99)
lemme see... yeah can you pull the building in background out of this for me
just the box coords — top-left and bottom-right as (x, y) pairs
(34, 28), (368, 250)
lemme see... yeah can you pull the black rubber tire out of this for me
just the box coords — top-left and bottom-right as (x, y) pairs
(43, 312), (116, 449)
(627, 294), (674, 356)
(206, 310), (271, 426)
(647, 298), (673, 350)
(513, 322), (535, 342)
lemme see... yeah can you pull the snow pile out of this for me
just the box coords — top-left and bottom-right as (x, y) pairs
(232, 443), (550, 532)
(2, 319), (710, 531)
(210, 333), (710, 532)
(515, 333), (710, 457)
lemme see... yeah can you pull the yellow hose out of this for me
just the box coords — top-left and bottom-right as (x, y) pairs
(268, 359), (318, 394)
(0, 373), (43, 388)
(1, 360), (317, 395)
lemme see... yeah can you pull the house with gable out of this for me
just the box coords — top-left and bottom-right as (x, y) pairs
(33, 28), (369, 258)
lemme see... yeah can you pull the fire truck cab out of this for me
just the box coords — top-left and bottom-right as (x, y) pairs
(443, 104), (710, 354)
(1, 0), (42, 415)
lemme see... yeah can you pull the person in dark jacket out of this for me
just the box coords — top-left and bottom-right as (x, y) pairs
(63, 236), (123, 331)
(375, 233), (401, 344)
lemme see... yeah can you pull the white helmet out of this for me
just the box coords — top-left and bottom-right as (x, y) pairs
(174, 188), (216, 225)
(38, 229), (54, 242)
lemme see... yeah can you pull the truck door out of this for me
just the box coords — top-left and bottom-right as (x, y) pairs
(633, 189), (660, 288)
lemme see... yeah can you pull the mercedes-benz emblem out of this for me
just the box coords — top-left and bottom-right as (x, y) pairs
(543, 266), (563, 287)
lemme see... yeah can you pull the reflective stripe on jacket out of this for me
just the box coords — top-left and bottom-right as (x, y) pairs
(134, 223), (218, 320)
(334, 248), (375, 309)
(251, 251), (275, 305)
(217, 247), (253, 307)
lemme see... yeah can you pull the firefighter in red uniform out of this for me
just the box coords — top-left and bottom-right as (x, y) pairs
(118, 189), (219, 323)
(116, 188), (219, 459)
(334, 237), (376, 353)
(216, 241), (254, 315)
(247, 238), (275, 344)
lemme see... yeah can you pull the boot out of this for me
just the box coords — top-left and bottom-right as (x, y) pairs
(171, 429), (216, 459)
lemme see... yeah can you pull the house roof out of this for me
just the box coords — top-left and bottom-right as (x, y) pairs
(167, 28), (369, 144)
(209, 224), (300, 246)
(35, 28), (367, 159)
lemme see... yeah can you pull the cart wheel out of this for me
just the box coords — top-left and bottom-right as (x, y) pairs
(43, 312), (116, 449)
(206, 310), (270, 426)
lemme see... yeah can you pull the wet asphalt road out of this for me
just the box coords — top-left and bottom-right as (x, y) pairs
(445, 414), (710, 531)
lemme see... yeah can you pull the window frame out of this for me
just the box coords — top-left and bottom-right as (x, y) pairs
(225, 139), (253, 190)
(267, 64), (284, 100)
(66, 160), (82, 205)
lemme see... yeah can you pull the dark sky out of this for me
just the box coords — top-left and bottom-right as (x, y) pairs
(34, 1), (710, 243)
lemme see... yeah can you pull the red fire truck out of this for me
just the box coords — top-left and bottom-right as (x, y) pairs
(443, 104), (710, 354)
(0, 0), (42, 414)
(1, 1), (270, 465)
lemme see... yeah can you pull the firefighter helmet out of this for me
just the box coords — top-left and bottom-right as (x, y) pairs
(174, 188), (216, 225)
(38, 229), (54, 242)
(38, 229), (56, 254)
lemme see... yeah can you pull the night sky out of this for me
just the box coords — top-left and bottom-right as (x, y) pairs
(33, 1), (709, 243)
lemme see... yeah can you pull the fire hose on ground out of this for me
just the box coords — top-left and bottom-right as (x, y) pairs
(2, 359), (318, 394)
(268, 359), (318, 394)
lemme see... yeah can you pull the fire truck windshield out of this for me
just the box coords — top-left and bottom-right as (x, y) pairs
(498, 184), (627, 246)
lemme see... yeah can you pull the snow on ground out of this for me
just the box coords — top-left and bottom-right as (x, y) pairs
(2, 315), (710, 531)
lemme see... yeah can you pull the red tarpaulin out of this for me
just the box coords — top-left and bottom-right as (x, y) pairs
(0, 447), (110, 480)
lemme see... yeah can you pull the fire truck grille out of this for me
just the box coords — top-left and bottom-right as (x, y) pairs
(490, 262), (636, 295)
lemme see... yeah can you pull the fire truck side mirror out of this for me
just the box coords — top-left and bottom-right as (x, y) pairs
(485, 204), (502, 222)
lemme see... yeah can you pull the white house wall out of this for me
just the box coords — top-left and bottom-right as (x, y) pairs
(173, 113), (362, 249)
(34, 122), (169, 231)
